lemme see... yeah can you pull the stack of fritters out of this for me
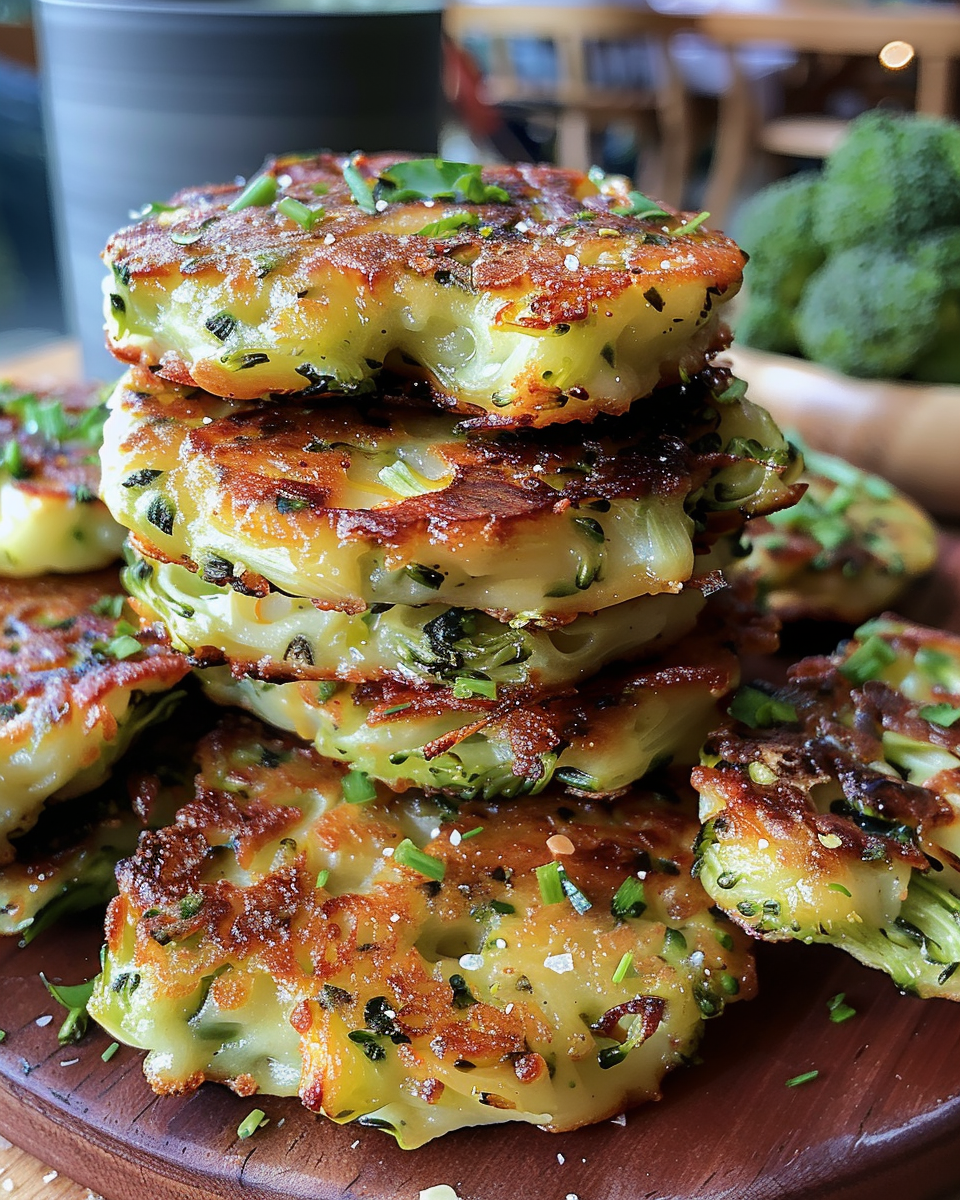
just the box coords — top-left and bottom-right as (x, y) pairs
(91, 154), (803, 1140)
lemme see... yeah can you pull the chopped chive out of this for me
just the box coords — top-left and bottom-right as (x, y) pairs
(489, 899), (514, 914)
(276, 196), (323, 230)
(573, 516), (605, 544)
(316, 869), (330, 889)
(452, 676), (497, 700)
(611, 876), (646, 921)
(610, 190), (669, 219)
(0, 1030), (5, 1042)
(558, 866), (592, 914)
(145, 494), (176, 536)
(827, 882), (852, 897)
(840, 635), (897, 685)
(121, 468), (163, 489)
(228, 174), (278, 212)
(416, 212), (480, 237)
(785, 1070), (819, 1087)
(827, 992), (857, 1024)
(919, 703), (960, 728)
(2, 440), (27, 479)
(342, 158), (377, 214)
(342, 769), (377, 805)
(720, 972), (740, 996)
(381, 702), (411, 716)
(555, 767), (600, 791)
(394, 837), (445, 882)
(237, 1108), (268, 1139)
(536, 861), (565, 906)
(612, 951), (634, 984)
(316, 681), (338, 702)
(671, 211), (709, 236)
(101, 1042), (119, 1062)
(460, 826), (484, 840)
(728, 686), (797, 730)
(204, 311), (237, 342)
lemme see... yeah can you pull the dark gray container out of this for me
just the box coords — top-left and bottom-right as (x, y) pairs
(35, 0), (443, 376)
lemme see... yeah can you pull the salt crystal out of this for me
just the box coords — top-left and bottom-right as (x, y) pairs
(42, 1172), (58, 1184)
(564, 254), (579, 272)
(458, 954), (484, 971)
(449, 829), (462, 847)
(35, 1015), (52, 1028)
(544, 953), (574, 974)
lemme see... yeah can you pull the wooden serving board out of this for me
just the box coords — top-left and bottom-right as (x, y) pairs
(3, 540), (960, 1200)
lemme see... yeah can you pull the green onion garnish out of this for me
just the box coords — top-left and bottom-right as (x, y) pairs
(728, 686), (797, 730)
(228, 174), (278, 212)
(237, 1108), (268, 1139)
(452, 676), (497, 700)
(610, 190), (669, 219)
(377, 158), (509, 205)
(460, 826), (484, 840)
(839, 635), (897, 685)
(102, 634), (142, 661)
(394, 837), (445, 882)
(612, 951), (634, 984)
(416, 212), (480, 238)
(611, 876), (646, 920)
(42, 972), (100, 1045)
(827, 882), (852, 897)
(919, 703), (960, 728)
(316, 869), (330, 889)
(536, 861), (565, 906)
(342, 158), (377, 214)
(748, 761), (777, 786)
(101, 1042), (119, 1062)
(2, 440), (27, 479)
(670, 211), (709, 236)
(276, 196), (323, 230)
(827, 993), (856, 1024)
(342, 769), (377, 805)
(785, 1069), (819, 1087)
(404, 563), (444, 590)
(0, 1030), (5, 1042)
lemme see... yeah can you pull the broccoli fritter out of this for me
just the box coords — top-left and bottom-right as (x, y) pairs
(733, 445), (937, 623)
(124, 544), (708, 691)
(103, 154), (745, 428)
(199, 624), (739, 800)
(91, 714), (755, 1147)
(0, 570), (189, 865)
(0, 381), (124, 575)
(100, 364), (801, 622)
(693, 616), (960, 999)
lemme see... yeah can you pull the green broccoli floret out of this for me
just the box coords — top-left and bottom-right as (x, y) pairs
(733, 291), (799, 355)
(734, 172), (824, 308)
(795, 245), (943, 378)
(815, 110), (960, 252)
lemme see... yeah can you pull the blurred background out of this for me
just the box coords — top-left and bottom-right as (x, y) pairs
(0, 0), (957, 367)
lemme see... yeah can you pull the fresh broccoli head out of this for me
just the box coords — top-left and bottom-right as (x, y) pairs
(733, 291), (800, 355)
(734, 172), (824, 307)
(814, 110), (960, 253)
(795, 244), (943, 378)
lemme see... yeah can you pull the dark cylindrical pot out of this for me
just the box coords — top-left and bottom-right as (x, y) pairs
(35, 0), (443, 376)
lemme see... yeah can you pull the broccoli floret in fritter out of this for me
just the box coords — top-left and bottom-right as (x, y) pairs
(814, 110), (960, 253)
(795, 245), (943, 378)
(735, 172), (824, 312)
(693, 617), (960, 1000)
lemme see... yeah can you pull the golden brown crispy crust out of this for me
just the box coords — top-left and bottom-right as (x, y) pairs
(112, 363), (748, 559)
(105, 153), (744, 421)
(109, 714), (755, 1102)
(0, 381), (105, 501)
(694, 618), (960, 873)
(0, 571), (189, 746)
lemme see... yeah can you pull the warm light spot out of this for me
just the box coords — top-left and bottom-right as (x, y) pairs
(879, 40), (915, 71)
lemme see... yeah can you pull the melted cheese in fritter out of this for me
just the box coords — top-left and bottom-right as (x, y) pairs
(124, 543), (709, 689)
(102, 154), (745, 428)
(100, 366), (801, 620)
(733, 446), (937, 623)
(693, 616), (960, 999)
(0, 381), (124, 575)
(90, 715), (755, 1146)
(198, 626), (739, 799)
(0, 571), (189, 864)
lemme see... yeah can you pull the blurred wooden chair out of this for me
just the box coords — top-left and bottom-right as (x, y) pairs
(698, 1), (960, 227)
(444, 4), (695, 206)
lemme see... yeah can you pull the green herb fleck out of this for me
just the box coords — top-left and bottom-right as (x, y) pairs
(610, 190), (669, 219)
(612, 951), (634, 984)
(342, 769), (377, 805)
(237, 1108), (268, 1139)
(394, 838), (445, 882)
(785, 1069), (819, 1087)
(228, 174), (278, 212)
(840, 635), (897, 686)
(343, 157), (377, 214)
(276, 195), (323, 230)
(101, 1042), (119, 1062)
(416, 212), (480, 238)
(611, 876), (646, 920)
(728, 686), (797, 730)
(827, 992), (856, 1023)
